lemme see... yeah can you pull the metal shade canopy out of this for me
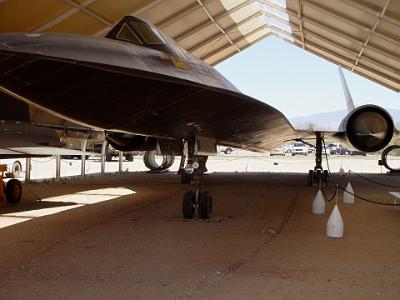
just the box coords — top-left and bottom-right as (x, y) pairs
(0, 0), (398, 92)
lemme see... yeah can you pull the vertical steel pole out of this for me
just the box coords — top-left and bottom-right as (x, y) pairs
(119, 151), (123, 173)
(25, 157), (31, 183)
(81, 138), (87, 177)
(101, 140), (107, 174)
(56, 155), (61, 181)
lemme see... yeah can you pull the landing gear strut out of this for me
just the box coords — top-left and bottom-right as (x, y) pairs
(307, 132), (329, 186)
(181, 139), (212, 219)
(178, 154), (191, 184)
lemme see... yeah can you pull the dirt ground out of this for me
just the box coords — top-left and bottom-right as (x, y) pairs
(0, 170), (400, 299)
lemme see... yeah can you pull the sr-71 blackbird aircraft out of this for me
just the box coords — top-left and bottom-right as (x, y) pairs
(0, 16), (397, 218)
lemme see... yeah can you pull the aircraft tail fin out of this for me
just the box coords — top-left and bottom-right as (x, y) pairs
(338, 67), (356, 113)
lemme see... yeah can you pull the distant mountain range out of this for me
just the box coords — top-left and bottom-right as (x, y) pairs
(290, 109), (400, 131)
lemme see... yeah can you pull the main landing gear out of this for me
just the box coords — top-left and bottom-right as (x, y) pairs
(180, 140), (212, 219)
(307, 132), (329, 187)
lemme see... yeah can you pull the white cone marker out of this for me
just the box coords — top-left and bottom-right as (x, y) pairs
(326, 204), (344, 238)
(312, 190), (325, 215)
(343, 182), (355, 204)
(338, 167), (345, 175)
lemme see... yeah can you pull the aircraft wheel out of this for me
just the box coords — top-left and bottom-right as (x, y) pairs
(125, 154), (134, 161)
(180, 172), (191, 184)
(182, 191), (195, 219)
(5, 179), (22, 204)
(199, 191), (212, 219)
(315, 170), (322, 183)
(323, 170), (329, 186)
(307, 170), (313, 186)
(106, 153), (113, 161)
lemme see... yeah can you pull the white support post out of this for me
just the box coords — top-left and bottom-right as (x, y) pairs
(56, 155), (61, 181)
(101, 140), (107, 174)
(81, 138), (87, 177)
(25, 157), (31, 183)
(119, 151), (123, 173)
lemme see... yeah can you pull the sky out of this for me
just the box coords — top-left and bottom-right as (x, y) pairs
(215, 36), (399, 119)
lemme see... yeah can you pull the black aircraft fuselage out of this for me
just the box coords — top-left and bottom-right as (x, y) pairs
(0, 16), (297, 153)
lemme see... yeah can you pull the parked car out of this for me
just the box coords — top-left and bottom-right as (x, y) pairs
(322, 145), (331, 156)
(327, 143), (352, 155)
(291, 142), (308, 156)
(351, 150), (367, 156)
(283, 144), (293, 154)
(270, 147), (286, 156)
(271, 144), (293, 156)
(338, 147), (351, 155)
(327, 143), (340, 155)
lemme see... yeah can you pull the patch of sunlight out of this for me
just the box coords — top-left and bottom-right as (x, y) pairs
(0, 187), (136, 229)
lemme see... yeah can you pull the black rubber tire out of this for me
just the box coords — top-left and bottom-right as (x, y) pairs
(183, 191), (195, 219)
(180, 172), (191, 184)
(180, 172), (187, 183)
(125, 154), (134, 162)
(5, 179), (22, 204)
(11, 161), (22, 178)
(322, 170), (329, 187)
(307, 170), (313, 186)
(315, 170), (322, 183)
(105, 153), (113, 161)
(199, 191), (212, 219)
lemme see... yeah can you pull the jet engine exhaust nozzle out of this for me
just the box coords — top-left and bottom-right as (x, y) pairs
(346, 106), (394, 153)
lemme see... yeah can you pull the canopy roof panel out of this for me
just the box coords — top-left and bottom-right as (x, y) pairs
(0, 0), (398, 92)
(261, 0), (399, 92)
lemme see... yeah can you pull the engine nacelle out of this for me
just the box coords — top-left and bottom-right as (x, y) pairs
(106, 132), (157, 152)
(143, 150), (175, 171)
(339, 105), (394, 153)
(105, 132), (183, 155)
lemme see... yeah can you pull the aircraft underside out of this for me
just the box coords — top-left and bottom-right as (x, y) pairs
(0, 50), (296, 153)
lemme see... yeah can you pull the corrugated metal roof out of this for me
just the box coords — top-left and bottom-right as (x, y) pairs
(0, 0), (398, 92)
(260, 0), (399, 92)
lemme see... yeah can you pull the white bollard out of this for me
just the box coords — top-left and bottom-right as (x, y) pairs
(343, 182), (355, 204)
(312, 190), (325, 215)
(326, 204), (344, 238)
(338, 166), (345, 175)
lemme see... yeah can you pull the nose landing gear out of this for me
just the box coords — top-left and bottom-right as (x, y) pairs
(307, 132), (329, 187)
(180, 139), (212, 219)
